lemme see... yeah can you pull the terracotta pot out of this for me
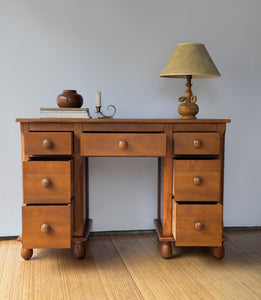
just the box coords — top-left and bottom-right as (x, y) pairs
(56, 90), (83, 108)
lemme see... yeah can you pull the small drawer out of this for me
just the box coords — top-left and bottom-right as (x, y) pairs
(23, 160), (72, 204)
(172, 202), (223, 246)
(22, 205), (72, 249)
(81, 133), (166, 157)
(173, 160), (221, 202)
(174, 132), (220, 155)
(24, 132), (73, 156)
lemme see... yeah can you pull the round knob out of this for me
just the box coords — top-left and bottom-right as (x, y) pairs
(42, 139), (52, 149)
(41, 178), (51, 188)
(195, 221), (204, 231)
(193, 139), (202, 149)
(193, 177), (203, 186)
(119, 140), (128, 150)
(41, 224), (50, 233)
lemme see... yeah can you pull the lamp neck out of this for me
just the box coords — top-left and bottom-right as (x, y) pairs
(184, 75), (193, 103)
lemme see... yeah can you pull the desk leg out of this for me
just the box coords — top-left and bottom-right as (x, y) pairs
(161, 242), (172, 259)
(212, 245), (225, 259)
(72, 219), (92, 259)
(17, 236), (33, 260)
(73, 238), (86, 259)
(161, 125), (173, 258)
(21, 248), (33, 260)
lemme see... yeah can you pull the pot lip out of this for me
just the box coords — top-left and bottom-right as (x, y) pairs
(63, 90), (77, 93)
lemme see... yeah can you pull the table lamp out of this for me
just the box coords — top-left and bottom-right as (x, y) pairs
(160, 43), (221, 119)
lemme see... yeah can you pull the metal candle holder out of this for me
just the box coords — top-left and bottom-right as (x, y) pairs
(95, 105), (116, 118)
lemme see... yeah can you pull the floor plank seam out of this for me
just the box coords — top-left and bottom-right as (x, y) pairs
(109, 236), (145, 300)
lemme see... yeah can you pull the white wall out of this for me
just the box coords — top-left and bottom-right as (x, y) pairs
(0, 0), (260, 236)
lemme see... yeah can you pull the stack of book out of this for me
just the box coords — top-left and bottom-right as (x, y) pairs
(40, 108), (91, 118)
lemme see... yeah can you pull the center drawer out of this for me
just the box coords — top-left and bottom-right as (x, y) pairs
(81, 133), (166, 157)
(23, 160), (72, 204)
(22, 205), (72, 249)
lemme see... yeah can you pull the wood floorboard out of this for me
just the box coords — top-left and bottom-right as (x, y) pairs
(0, 230), (260, 300)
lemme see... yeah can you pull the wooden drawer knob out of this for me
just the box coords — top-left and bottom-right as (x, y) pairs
(193, 139), (202, 149)
(195, 221), (204, 231)
(119, 140), (128, 150)
(41, 224), (50, 233)
(193, 176), (203, 186)
(42, 139), (53, 149)
(41, 178), (51, 188)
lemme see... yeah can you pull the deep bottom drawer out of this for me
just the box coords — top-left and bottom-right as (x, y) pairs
(173, 202), (223, 246)
(22, 205), (71, 249)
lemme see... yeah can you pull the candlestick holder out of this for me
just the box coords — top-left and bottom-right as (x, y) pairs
(95, 104), (116, 118)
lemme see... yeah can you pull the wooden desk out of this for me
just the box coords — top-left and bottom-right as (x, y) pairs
(16, 118), (230, 260)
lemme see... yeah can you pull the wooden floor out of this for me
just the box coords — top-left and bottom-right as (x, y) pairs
(0, 230), (260, 300)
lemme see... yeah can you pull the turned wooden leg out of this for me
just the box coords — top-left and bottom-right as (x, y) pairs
(161, 242), (172, 259)
(21, 248), (33, 260)
(73, 241), (86, 259)
(212, 245), (225, 259)
(17, 236), (33, 260)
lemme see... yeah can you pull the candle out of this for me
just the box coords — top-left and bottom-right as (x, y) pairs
(96, 91), (101, 107)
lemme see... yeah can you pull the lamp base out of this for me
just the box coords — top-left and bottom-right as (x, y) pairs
(178, 102), (199, 119)
(178, 75), (199, 119)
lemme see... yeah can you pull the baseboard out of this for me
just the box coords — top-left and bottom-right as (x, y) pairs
(0, 236), (19, 241)
(224, 226), (261, 230)
(90, 229), (156, 236)
(1, 226), (260, 240)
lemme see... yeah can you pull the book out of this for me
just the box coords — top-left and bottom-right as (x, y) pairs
(40, 107), (91, 118)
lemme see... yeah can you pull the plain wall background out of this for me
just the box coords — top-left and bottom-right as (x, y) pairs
(0, 0), (260, 236)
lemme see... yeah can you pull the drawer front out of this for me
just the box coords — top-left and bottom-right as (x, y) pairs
(81, 133), (166, 157)
(23, 160), (72, 204)
(174, 160), (221, 202)
(173, 203), (223, 246)
(174, 132), (220, 155)
(24, 132), (73, 156)
(22, 205), (71, 249)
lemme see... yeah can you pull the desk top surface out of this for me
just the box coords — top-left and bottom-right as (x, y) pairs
(16, 118), (231, 124)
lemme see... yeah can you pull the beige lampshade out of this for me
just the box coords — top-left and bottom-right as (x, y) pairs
(160, 43), (221, 78)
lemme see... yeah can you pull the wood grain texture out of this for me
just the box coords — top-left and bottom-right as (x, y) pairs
(1, 230), (260, 299)
(162, 125), (173, 238)
(24, 132), (73, 156)
(16, 118), (231, 124)
(22, 205), (71, 249)
(173, 123), (217, 132)
(73, 124), (84, 236)
(16, 118), (230, 259)
(82, 123), (165, 132)
(217, 123), (226, 205)
(173, 160), (221, 202)
(23, 160), (72, 204)
(174, 132), (220, 155)
(20, 123), (29, 161)
(28, 123), (74, 131)
(173, 203), (223, 246)
(81, 133), (166, 157)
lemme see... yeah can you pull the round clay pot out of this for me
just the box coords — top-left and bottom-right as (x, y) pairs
(56, 90), (83, 108)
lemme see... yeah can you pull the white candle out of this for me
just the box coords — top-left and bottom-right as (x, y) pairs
(96, 91), (101, 107)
